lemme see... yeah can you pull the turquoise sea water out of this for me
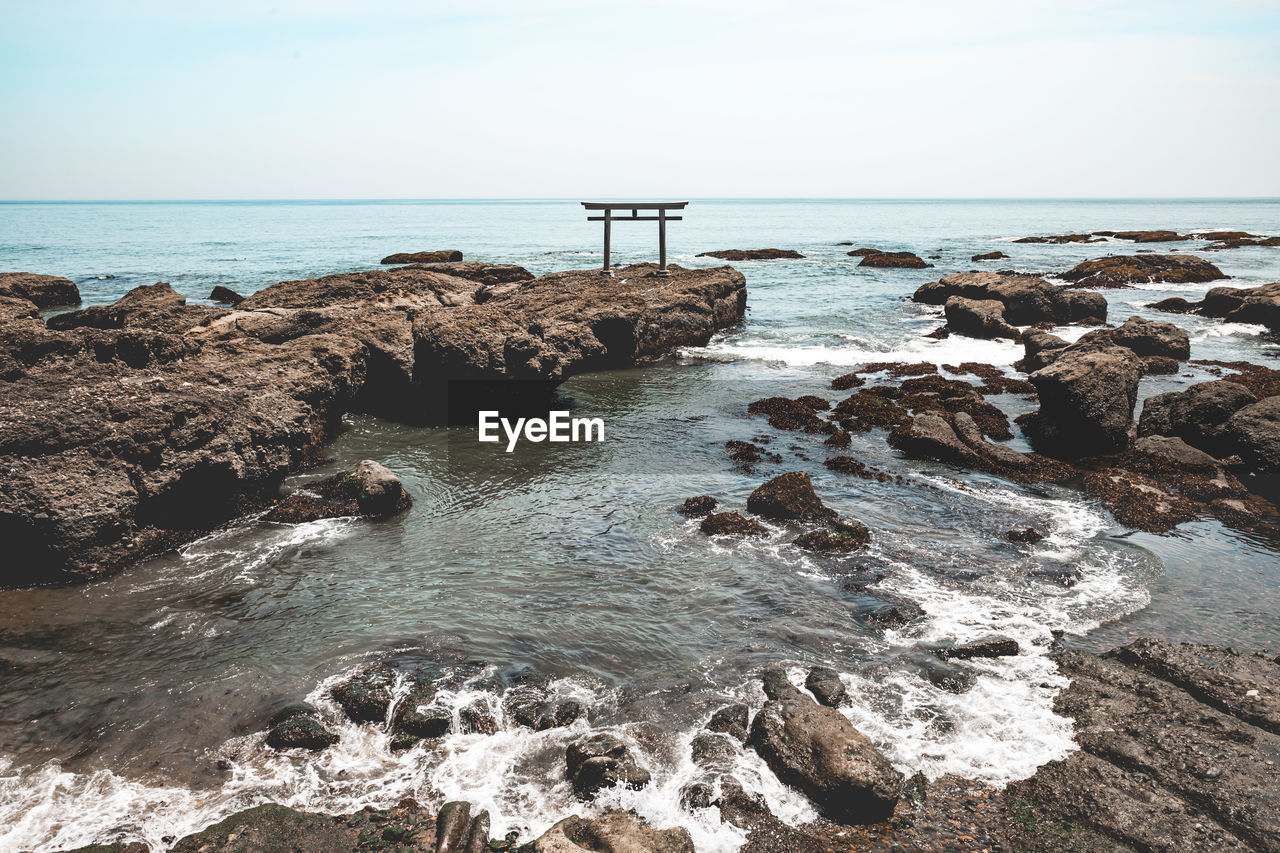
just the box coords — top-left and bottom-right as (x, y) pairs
(1, 199), (1279, 851)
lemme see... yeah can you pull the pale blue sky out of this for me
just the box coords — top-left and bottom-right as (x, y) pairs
(2, 0), (1278, 199)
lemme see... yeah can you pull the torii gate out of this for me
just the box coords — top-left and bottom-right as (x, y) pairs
(581, 201), (688, 276)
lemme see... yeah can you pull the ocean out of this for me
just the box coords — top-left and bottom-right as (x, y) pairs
(2, 198), (1279, 851)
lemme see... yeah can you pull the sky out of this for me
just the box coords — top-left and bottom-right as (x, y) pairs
(1, 0), (1278, 199)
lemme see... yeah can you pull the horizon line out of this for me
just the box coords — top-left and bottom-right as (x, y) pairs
(3, 196), (1280, 205)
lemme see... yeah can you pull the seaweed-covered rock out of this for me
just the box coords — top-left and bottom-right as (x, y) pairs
(263, 460), (411, 523)
(265, 714), (339, 752)
(331, 669), (394, 724)
(1059, 254), (1225, 288)
(857, 250), (931, 268)
(793, 519), (871, 552)
(678, 495), (717, 517)
(700, 511), (767, 537)
(747, 472), (838, 523)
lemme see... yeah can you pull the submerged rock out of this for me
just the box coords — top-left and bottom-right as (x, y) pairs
(1059, 254), (1226, 288)
(971, 251), (1008, 261)
(380, 249), (463, 264)
(1003, 527), (1044, 544)
(700, 511), (767, 537)
(935, 636), (1021, 660)
(748, 667), (902, 823)
(677, 495), (717, 517)
(566, 732), (651, 799)
(696, 248), (803, 260)
(792, 518), (871, 552)
(746, 472), (838, 522)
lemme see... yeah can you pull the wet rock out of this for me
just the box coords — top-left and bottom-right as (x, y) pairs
(1004, 527), (1044, 543)
(263, 460), (412, 523)
(1059, 254), (1226, 288)
(746, 472), (838, 523)
(971, 251), (1008, 261)
(1142, 355), (1180, 375)
(857, 250), (931, 268)
(1013, 233), (1102, 244)
(380, 249), (463, 264)
(830, 370), (865, 390)
(748, 667), (902, 823)
(935, 636), (1020, 660)
(209, 285), (245, 305)
(914, 271), (1107, 325)
(1082, 315), (1191, 360)
(436, 800), (490, 853)
(458, 699), (498, 735)
(502, 684), (585, 732)
(1138, 380), (1256, 451)
(1215, 281), (1280, 332)
(331, 669), (394, 724)
(887, 412), (985, 467)
(706, 703), (750, 742)
(857, 597), (926, 630)
(0, 272), (81, 308)
(566, 733), (651, 798)
(530, 810), (694, 853)
(676, 496), (717, 520)
(746, 395), (834, 433)
(265, 715), (338, 752)
(1004, 639), (1280, 853)
(1024, 341), (1142, 457)
(1083, 468), (1200, 532)
(943, 296), (1020, 340)
(691, 731), (740, 770)
(700, 511), (768, 537)
(697, 249), (804, 260)
(792, 518), (871, 552)
(393, 683), (452, 740)
(1223, 395), (1280, 473)
(804, 666), (847, 707)
(1149, 295), (1197, 314)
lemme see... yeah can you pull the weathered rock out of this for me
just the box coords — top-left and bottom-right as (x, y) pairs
(1216, 282), (1280, 332)
(700, 511), (767, 537)
(691, 731), (740, 770)
(748, 667), (902, 823)
(1223, 395), (1280, 473)
(0, 272), (81, 307)
(566, 733), (651, 798)
(1138, 380), (1256, 450)
(1004, 640), (1280, 853)
(393, 682), (452, 740)
(936, 636), (1020, 660)
(530, 810), (694, 853)
(503, 684), (586, 732)
(1081, 315), (1191, 360)
(1019, 330), (1070, 372)
(1024, 341), (1142, 457)
(943, 296), (1020, 340)
(1142, 355), (1180, 375)
(677, 495), (717, 517)
(971, 251), (1008, 261)
(209, 285), (245, 305)
(804, 666), (847, 707)
(887, 412), (985, 468)
(167, 802), (428, 853)
(746, 472), (838, 522)
(47, 281), (226, 333)
(1004, 527), (1044, 543)
(707, 703), (750, 742)
(914, 271), (1107, 325)
(792, 518), (871, 552)
(1110, 229), (1191, 243)
(857, 250), (931, 269)
(264, 460), (411, 523)
(1149, 295), (1197, 314)
(380, 250), (463, 264)
(1059, 254), (1226, 288)
(697, 249), (803, 260)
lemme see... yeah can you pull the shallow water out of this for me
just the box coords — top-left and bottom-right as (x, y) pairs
(2, 199), (1280, 851)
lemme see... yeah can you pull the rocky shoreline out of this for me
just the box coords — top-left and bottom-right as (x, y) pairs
(0, 262), (746, 585)
(45, 638), (1278, 853)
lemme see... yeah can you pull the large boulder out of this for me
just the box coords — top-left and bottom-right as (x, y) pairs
(913, 271), (1107, 325)
(1219, 282), (1280, 332)
(943, 296), (1019, 340)
(1137, 380), (1257, 450)
(1020, 330), (1070, 372)
(746, 472), (838, 522)
(1222, 396), (1280, 473)
(1025, 342), (1142, 457)
(747, 669), (902, 823)
(1082, 315), (1191, 360)
(1059, 254), (1226, 288)
(530, 810), (694, 853)
(0, 272), (80, 308)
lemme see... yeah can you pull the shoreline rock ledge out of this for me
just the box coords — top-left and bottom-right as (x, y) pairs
(0, 262), (746, 586)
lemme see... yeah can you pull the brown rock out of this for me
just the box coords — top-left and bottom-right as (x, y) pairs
(746, 472), (838, 522)
(380, 250), (463, 264)
(1059, 254), (1226, 288)
(858, 250), (931, 269)
(697, 249), (804, 260)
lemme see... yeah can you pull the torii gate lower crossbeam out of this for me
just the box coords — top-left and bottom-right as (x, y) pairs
(581, 201), (689, 276)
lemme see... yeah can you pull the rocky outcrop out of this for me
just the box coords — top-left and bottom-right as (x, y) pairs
(1004, 639), (1280, 853)
(1, 262), (745, 586)
(1223, 395), (1280, 473)
(700, 511), (767, 537)
(566, 733), (651, 799)
(913, 271), (1107, 325)
(746, 472), (838, 522)
(381, 250), (463, 264)
(856, 250), (931, 268)
(1019, 330), (1070, 371)
(677, 495), (717, 517)
(697, 249), (803, 260)
(1023, 341), (1142, 457)
(0, 272), (81, 308)
(1059, 254), (1226, 288)
(1156, 282), (1280, 332)
(209, 285), (245, 305)
(1013, 233), (1102, 244)
(265, 705), (338, 751)
(747, 668), (902, 824)
(943, 295), (1020, 340)
(1138, 380), (1257, 451)
(1109, 229), (1191, 243)
(792, 519), (870, 552)
(971, 251), (1008, 261)
(1202, 235), (1280, 250)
